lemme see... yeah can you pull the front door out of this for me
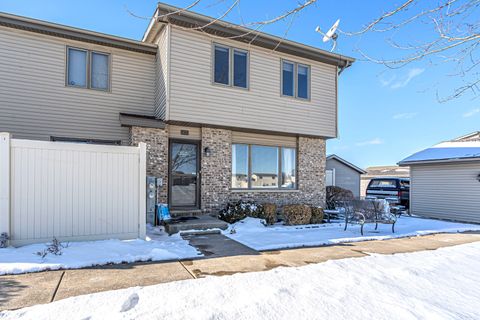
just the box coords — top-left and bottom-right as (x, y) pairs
(169, 140), (200, 209)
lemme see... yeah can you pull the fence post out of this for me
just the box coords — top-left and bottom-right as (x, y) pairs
(0, 133), (11, 243)
(138, 142), (147, 239)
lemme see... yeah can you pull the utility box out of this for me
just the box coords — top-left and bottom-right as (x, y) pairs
(146, 176), (157, 225)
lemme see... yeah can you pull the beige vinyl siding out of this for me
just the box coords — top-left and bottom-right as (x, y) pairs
(0, 26), (155, 144)
(168, 27), (337, 137)
(154, 25), (169, 119)
(326, 158), (361, 197)
(410, 162), (480, 223)
(232, 131), (297, 147)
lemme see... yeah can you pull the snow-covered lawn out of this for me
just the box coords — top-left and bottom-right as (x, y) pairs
(224, 216), (480, 251)
(2, 241), (480, 319)
(0, 225), (201, 275)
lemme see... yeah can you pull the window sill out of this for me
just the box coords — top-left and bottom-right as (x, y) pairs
(231, 189), (300, 193)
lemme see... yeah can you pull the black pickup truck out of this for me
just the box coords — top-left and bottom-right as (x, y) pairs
(366, 177), (410, 209)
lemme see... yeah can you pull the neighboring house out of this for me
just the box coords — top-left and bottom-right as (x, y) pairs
(360, 166), (410, 196)
(326, 155), (366, 197)
(0, 3), (354, 218)
(399, 132), (480, 224)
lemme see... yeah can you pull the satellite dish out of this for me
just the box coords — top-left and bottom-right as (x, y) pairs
(315, 19), (340, 52)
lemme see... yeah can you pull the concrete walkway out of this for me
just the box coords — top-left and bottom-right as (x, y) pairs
(1, 232), (480, 311)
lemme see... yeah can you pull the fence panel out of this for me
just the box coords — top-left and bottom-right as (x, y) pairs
(3, 136), (146, 246)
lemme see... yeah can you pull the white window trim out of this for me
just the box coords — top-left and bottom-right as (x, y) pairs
(212, 43), (249, 90)
(66, 46), (111, 92)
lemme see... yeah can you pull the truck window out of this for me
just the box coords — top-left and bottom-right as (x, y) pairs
(369, 180), (397, 188)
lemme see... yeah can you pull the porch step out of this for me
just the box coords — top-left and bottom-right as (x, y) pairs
(170, 209), (205, 218)
(164, 215), (228, 235)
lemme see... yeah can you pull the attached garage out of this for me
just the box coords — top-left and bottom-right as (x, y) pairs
(399, 140), (480, 224)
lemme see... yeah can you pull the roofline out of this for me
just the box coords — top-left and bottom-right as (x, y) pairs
(327, 154), (367, 174)
(0, 11), (158, 55)
(119, 113), (166, 129)
(398, 157), (480, 166)
(453, 131), (480, 141)
(150, 2), (355, 68)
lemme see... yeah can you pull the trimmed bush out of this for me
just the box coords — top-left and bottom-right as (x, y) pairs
(310, 207), (324, 224)
(218, 201), (265, 224)
(262, 203), (277, 225)
(283, 205), (312, 225)
(326, 186), (354, 209)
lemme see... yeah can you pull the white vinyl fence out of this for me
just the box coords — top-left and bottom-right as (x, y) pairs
(0, 133), (146, 246)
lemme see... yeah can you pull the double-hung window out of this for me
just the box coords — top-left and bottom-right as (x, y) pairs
(213, 44), (249, 89)
(281, 59), (310, 99)
(67, 47), (110, 91)
(232, 144), (297, 189)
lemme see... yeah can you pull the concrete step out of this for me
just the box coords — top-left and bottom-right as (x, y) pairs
(164, 216), (228, 235)
(170, 209), (205, 218)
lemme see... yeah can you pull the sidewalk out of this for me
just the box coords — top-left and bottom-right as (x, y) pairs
(1, 231), (479, 311)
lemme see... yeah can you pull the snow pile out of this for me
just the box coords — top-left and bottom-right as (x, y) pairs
(2, 241), (480, 319)
(224, 216), (480, 251)
(399, 140), (480, 164)
(0, 225), (201, 275)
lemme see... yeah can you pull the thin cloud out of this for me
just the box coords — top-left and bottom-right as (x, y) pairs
(390, 68), (425, 89)
(356, 138), (383, 147)
(379, 74), (396, 87)
(393, 112), (418, 120)
(463, 108), (480, 118)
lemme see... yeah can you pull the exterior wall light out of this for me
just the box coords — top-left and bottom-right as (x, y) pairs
(204, 147), (212, 157)
(477, 174), (480, 182)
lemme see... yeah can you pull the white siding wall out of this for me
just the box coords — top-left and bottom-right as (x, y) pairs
(167, 27), (338, 137)
(410, 162), (480, 223)
(5, 137), (146, 246)
(0, 26), (156, 144)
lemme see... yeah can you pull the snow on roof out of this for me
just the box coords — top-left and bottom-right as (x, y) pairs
(399, 141), (480, 165)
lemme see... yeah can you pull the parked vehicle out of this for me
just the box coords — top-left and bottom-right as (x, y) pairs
(366, 178), (410, 208)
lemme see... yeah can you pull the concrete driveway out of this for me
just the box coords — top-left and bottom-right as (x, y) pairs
(1, 231), (479, 311)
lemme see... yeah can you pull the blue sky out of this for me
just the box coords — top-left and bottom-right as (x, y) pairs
(1, 0), (478, 168)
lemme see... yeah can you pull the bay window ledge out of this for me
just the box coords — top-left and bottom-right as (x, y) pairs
(231, 189), (300, 193)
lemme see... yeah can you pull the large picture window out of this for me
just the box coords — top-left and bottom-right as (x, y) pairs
(231, 144), (296, 189)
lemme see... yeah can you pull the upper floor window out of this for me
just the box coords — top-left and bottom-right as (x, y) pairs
(281, 60), (310, 100)
(213, 44), (249, 89)
(67, 47), (110, 91)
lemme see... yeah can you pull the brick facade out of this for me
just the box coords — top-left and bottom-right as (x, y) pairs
(131, 125), (326, 214)
(200, 128), (232, 212)
(130, 126), (169, 203)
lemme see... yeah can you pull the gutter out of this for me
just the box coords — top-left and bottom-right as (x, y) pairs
(398, 157), (480, 166)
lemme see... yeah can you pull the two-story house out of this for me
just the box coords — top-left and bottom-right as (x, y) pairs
(0, 3), (354, 217)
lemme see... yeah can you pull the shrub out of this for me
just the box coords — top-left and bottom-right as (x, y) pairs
(218, 200), (265, 224)
(0, 232), (9, 248)
(326, 186), (354, 210)
(310, 207), (324, 224)
(283, 205), (312, 225)
(35, 237), (68, 259)
(262, 203), (277, 225)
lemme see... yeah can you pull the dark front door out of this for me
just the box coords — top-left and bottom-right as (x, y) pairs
(169, 140), (200, 209)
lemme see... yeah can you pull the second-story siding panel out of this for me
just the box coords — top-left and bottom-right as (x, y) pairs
(0, 26), (156, 144)
(154, 25), (169, 119)
(168, 27), (337, 137)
